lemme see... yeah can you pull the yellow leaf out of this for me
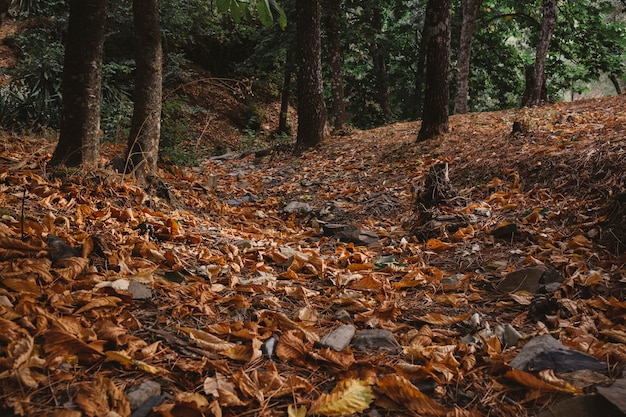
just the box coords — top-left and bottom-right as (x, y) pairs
(415, 312), (471, 326)
(288, 404), (306, 417)
(309, 378), (374, 416)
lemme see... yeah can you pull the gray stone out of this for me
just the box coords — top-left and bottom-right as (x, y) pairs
(128, 280), (152, 300)
(283, 201), (313, 214)
(510, 334), (606, 372)
(126, 380), (161, 411)
(537, 394), (623, 417)
(597, 378), (626, 414)
(351, 329), (399, 352)
(320, 325), (356, 351)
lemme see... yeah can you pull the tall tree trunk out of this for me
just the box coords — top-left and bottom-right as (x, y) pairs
(417, 0), (451, 142)
(413, 25), (428, 120)
(371, 7), (393, 123)
(323, 0), (346, 132)
(50, 0), (108, 168)
(522, 0), (557, 107)
(278, 49), (293, 135)
(609, 73), (622, 95)
(126, 0), (163, 181)
(294, 0), (327, 154)
(453, 0), (482, 115)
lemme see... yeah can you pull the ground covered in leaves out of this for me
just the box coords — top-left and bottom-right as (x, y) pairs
(0, 94), (625, 417)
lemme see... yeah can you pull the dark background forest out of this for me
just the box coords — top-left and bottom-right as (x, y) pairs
(0, 0), (625, 165)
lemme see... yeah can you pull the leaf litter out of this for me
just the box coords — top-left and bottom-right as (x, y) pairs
(0, 94), (625, 416)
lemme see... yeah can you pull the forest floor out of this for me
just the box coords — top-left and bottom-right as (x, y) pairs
(0, 92), (625, 417)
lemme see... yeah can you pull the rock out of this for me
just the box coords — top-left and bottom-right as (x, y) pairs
(320, 325), (356, 352)
(501, 324), (522, 347)
(261, 334), (280, 360)
(537, 394), (623, 417)
(597, 378), (626, 414)
(497, 266), (562, 293)
(283, 201), (313, 214)
(333, 309), (353, 323)
(351, 329), (399, 352)
(321, 224), (380, 246)
(510, 334), (606, 373)
(126, 380), (161, 411)
(128, 280), (152, 300)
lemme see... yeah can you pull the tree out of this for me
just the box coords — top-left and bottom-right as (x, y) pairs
(49, 0), (108, 168)
(453, 0), (482, 114)
(294, 0), (327, 154)
(417, 0), (451, 142)
(125, 0), (162, 181)
(323, 0), (347, 132)
(370, 6), (393, 123)
(522, 0), (557, 107)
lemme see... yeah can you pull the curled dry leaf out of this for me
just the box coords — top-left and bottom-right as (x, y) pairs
(376, 374), (447, 416)
(309, 378), (374, 417)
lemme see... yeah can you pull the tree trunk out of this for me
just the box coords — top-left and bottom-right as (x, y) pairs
(323, 0), (346, 132)
(417, 0), (451, 142)
(126, 0), (163, 181)
(50, 0), (108, 168)
(609, 73), (622, 95)
(453, 0), (482, 115)
(413, 23), (429, 120)
(371, 7), (393, 123)
(278, 50), (293, 135)
(522, 0), (557, 107)
(294, 0), (327, 154)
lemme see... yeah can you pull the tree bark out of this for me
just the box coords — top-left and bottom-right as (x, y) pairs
(417, 0), (451, 142)
(371, 7), (393, 123)
(278, 49), (293, 135)
(294, 0), (327, 154)
(323, 0), (347, 132)
(126, 0), (163, 181)
(413, 21), (429, 120)
(522, 0), (557, 107)
(453, 0), (482, 115)
(609, 73), (622, 95)
(50, 0), (108, 168)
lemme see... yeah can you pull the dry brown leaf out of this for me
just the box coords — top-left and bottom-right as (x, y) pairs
(75, 296), (122, 314)
(176, 326), (236, 352)
(505, 369), (582, 394)
(415, 312), (471, 326)
(275, 330), (311, 365)
(376, 374), (447, 416)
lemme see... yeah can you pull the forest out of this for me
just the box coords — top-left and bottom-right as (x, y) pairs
(0, 0), (625, 416)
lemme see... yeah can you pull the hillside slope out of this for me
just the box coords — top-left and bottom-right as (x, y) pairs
(0, 95), (624, 417)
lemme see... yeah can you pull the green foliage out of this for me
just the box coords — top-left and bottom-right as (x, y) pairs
(217, 0), (287, 29)
(159, 96), (203, 166)
(0, 29), (64, 130)
(100, 61), (134, 142)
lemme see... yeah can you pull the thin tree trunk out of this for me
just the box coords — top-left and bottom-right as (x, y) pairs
(294, 0), (327, 154)
(609, 73), (622, 94)
(453, 0), (482, 115)
(413, 14), (431, 119)
(126, 0), (162, 181)
(417, 0), (451, 142)
(371, 7), (393, 123)
(278, 50), (293, 135)
(522, 0), (557, 107)
(50, 0), (108, 168)
(323, 0), (346, 132)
